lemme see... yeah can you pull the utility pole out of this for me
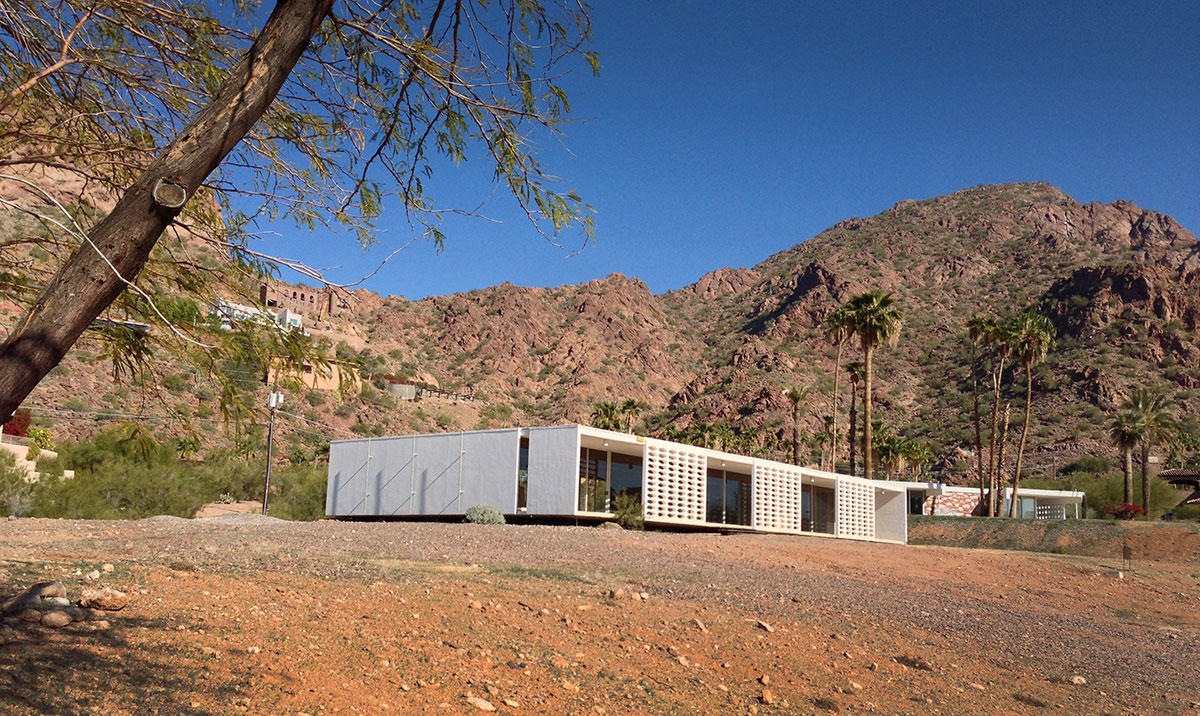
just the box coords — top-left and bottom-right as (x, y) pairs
(262, 390), (284, 515)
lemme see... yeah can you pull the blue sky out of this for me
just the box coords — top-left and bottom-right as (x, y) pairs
(257, 0), (1200, 300)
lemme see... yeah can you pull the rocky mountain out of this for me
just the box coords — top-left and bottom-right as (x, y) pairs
(9, 182), (1200, 478)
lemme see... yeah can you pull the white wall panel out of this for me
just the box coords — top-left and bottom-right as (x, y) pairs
(837, 480), (875, 539)
(643, 440), (706, 523)
(752, 463), (802, 532)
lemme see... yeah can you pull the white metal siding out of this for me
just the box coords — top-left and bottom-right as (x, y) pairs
(643, 440), (706, 523)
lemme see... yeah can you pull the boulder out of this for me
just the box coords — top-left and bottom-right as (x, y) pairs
(41, 611), (72, 628)
(78, 587), (128, 611)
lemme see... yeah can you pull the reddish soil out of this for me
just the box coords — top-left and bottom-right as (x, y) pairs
(1, 517), (1198, 715)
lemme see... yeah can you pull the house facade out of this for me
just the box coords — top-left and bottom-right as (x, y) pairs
(891, 481), (1084, 519)
(326, 424), (910, 544)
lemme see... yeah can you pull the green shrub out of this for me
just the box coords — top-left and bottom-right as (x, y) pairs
(305, 391), (327, 406)
(613, 492), (644, 530)
(465, 504), (505, 525)
(334, 403), (355, 417)
(267, 463), (328, 521)
(0, 451), (34, 517)
(25, 427), (54, 460)
(1059, 455), (1112, 476)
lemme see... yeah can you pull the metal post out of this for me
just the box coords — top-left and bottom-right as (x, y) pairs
(262, 391), (284, 515)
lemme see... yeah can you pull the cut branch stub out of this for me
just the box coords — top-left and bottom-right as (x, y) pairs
(152, 178), (188, 209)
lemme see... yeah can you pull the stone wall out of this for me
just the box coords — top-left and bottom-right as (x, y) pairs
(259, 281), (352, 320)
(924, 491), (986, 517)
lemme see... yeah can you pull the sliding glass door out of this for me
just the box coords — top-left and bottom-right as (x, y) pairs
(705, 466), (752, 526)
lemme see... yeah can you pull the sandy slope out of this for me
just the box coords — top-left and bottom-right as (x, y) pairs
(0, 518), (1197, 715)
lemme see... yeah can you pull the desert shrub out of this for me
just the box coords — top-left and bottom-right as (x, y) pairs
(26, 427), (54, 461)
(613, 492), (644, 530)
(2, 408), (31, 437)
(267, 463), (328, 521)
(334, 403), (355, 416)
(1059, 455), (1112, 476)
(1103, 503), (1146, 520)
(31, 427), (264, 519)
(35, 455), (64, 478)
(465, 504), (505, 525)
(0, 451), (34, 517)
(305, 391), (327, 406)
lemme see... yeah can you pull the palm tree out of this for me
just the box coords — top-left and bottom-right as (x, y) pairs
(981, 318), (1016, 516)
(1006, 312), (1056, 517)
(590, 401), (621, 431)
(1121, 388), (1177, 512)
(965, 315), (991, 506)
(783, 385), (811, 466)
(1108, 410), (1142, 505)
(690, 422), (715, 450)
(839, 292), (903, 481)
(846, 360), (864, 476)
(822, 306), (852, 471)
(618, 399), (643, 434)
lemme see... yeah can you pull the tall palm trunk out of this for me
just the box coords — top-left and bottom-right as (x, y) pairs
(791, 403), (800, 466)
(1122, 447), (1133, 504)
(862, 347), (875, 481)
(827, 342), (843, 471)
(986, 356), (1008, 516)
(1141, 442), (1151, 512)
(848, 383), (858, 476)
(1008, 366), (1035, 518)
(995, 403), (1011, 516)
(971, 345), (985, 507)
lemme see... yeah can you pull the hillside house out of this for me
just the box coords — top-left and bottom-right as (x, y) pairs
(326, 424), (910, 544)
(891, 481), (1084, 519)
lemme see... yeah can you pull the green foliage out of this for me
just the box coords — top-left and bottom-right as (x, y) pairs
(305, 391), (327, 407)
(267, 463), (328, 521)
(1058, 455), (1111, 476)
(27, 426), (284, 519)
(24, 426), (54, 460)
(0, 450), (34, 517)
(612, 492), (644, 530)
(1022, 475), (1186, 520)
(465, 504), (506, 525)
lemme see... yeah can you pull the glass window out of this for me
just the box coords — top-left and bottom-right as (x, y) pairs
(705, 467), (752, 525)
(578, 447), (607, 512)
(518, 437), (529, 509)
(706, 468), (725, 523)
(726, 472), (752, 525)
(802, 483), (836, 533)
(609, 452), (643, 507)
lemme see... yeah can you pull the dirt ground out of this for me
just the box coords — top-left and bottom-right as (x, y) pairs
(0, 517), (1197, 716)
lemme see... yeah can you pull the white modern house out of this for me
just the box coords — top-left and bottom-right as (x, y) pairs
(889, 480), (1085, 519)
(326, 424), (910, 544)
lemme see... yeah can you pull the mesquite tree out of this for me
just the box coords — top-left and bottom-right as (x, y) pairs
(0, 0), (597, 424)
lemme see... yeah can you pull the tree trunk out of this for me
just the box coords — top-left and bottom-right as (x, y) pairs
(985, 357), (1007, 516)
(1122, 447), (1133, 504)
(848, 383), (858, 476)
(1141, 441), (1151, 512)
(791, 404), (800, 466)
(995, 403), (1011, 517)
(827, 342), (843, 471)
(862, 346), (874, 481)
(971, 345), (985, 508)
(0, 0), (335, 424)
(1008, 365), (1034, 518)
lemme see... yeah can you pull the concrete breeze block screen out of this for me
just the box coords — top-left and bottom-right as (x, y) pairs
(643, 440), (706, 523)
(753, 463), (802, 531)
(836, 480), (875, 539)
